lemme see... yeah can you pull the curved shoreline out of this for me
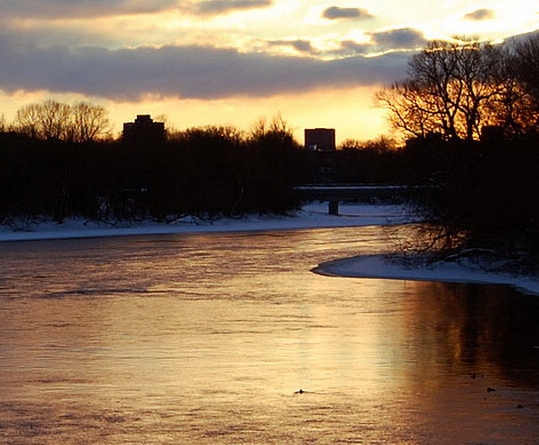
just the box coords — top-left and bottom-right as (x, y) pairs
(312, 254), (539, 296)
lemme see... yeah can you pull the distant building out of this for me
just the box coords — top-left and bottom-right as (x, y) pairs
(304, 128), (336, 152)
(123, 114), (166, 143)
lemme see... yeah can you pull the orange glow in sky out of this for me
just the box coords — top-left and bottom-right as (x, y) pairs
(1, 0), (538, 143)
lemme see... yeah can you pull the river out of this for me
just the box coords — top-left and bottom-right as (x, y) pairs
(1, 226), (538, 444)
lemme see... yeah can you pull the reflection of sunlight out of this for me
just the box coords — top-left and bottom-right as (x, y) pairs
(296, 275), (413, 398)
(4, 230), (539, 443)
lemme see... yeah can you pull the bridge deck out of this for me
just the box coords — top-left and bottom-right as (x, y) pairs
(293, 184), (409, 201)
(293, 184), (411, 215)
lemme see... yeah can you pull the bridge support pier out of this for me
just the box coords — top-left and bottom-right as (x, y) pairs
(328, 200), (339, 215)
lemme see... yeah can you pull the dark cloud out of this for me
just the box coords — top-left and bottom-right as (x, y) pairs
(322, 6), (373, 20)
(1, 0), (177, 18)
(0, 35), (408, 101)
(331, 31), (426, 58)
(464, 9), (495, 21)
(370, 28), (427, 50)
(338, 40), (371, 56)
(193, 0), (273, 16)
(268, 39), (316, 55)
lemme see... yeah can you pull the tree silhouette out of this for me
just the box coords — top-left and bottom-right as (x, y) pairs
(13, 100), (111, 142)
(69, 101), (111, 142)
(511, 33), (539, 101)
(375, 36), (539, 267)
(377, 39), (510, 141)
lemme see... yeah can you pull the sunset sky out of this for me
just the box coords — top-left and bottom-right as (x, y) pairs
(1, 0), (539, 143)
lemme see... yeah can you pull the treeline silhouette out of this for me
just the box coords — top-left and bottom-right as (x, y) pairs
(4, 107), (539, 269)
(0, 121), (407, 226)
(0, 128), (292, 224)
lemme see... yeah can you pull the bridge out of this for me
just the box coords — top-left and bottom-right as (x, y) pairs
(293, 184), (411, 215)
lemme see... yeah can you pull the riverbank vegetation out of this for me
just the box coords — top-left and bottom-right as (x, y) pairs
(0, 118), (305, 224)
(377, 34), (539, 271)
(0, 106), (409, 225)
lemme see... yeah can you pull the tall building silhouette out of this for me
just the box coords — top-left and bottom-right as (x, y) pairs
(123, 115), (165, 143)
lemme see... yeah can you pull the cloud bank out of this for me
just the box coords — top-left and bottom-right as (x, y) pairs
(193, 0), (273, 16)
(0, 0), (274, 19)
(0, 0), (419, 103)
(0, 34), (408, 101)
(1, 0), (178, 18)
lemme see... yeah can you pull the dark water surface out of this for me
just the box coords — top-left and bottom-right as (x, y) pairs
(1, 226), (538, 444)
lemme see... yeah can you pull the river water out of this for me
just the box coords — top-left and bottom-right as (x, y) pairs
(1, 226), (538, 444)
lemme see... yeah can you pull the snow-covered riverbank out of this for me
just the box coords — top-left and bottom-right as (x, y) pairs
(0, 203), (408, 242)
(312, 254), (539, 296)
(2, 202), (538, 295)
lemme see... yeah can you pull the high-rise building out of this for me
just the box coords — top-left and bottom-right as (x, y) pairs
(123, 115), (165, 143)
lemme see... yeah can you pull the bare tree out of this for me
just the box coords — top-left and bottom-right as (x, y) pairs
(376, 80), (441, 140)
(510, 33), (539, 101)
(14, 99), (111, 142)
(377, 39), (508, 141)
(41, 99), (72, 140)
(15, 103), (43, 139)
(248, 113), (295, 145)
(70, 101), (111, 142)
(483, 66), (539, 136)
(502, 33), (539, 134)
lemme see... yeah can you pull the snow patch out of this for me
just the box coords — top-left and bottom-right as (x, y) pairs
(313, 254), (539, 296)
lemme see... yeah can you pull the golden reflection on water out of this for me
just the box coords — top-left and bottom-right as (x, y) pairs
(1, 227), (539, 444)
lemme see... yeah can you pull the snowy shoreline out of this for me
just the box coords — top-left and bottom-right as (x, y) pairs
(2, 202), (538, 296)
(0, 203), (407, 242)
(312, 254), (539, 296)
